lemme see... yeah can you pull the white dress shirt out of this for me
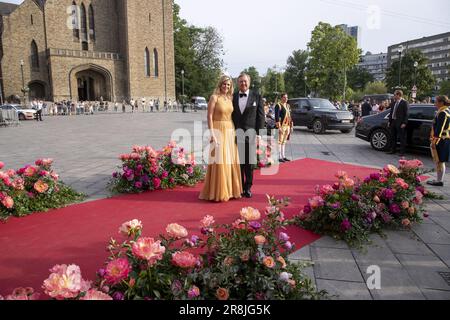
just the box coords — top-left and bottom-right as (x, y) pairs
(238, 90), (250, 114)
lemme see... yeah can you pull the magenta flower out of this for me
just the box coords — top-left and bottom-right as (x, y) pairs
(152, 177), (161, 189)
(383, 188), (394, 200)
(134, 181), (143, 189)
(340, 219), (352, 232)
(104, 258), (131, 285)
(112, 292), (125, 300)
(278, 232), (290, 241)
(389, 203), (401, 215)
(188, 286), (200, 299)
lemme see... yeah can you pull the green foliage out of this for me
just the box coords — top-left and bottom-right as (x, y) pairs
(385, 49), (436, 98)
(439, 80), (450, 96)
(347, 67), (375, 91)
(173, 2), (224, 100)
(364, 81), (388, 95)
(306, 22), (361, 100)
(262, 67), (285, 102)
(284, 50), (309, 97)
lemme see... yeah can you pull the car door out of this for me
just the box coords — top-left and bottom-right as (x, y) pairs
(296, 99), (311, 126)
(418, 107), (436, 147)
(407, 107), (423, 146)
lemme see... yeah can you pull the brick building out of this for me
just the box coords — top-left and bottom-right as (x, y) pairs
(0, 0), (175, 103)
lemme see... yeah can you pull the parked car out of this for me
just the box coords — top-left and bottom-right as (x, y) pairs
(355, 104), (435, 151)
(0, 104), (37, 120)
(191, 97), (208, 110)
(288, 98), (355, 134)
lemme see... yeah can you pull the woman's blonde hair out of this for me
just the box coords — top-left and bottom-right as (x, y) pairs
(213, 75), (234, 98)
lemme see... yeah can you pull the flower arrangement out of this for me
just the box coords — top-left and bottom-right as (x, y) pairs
(295, 159), (432, 246)
(109, 141), (205, 194)
(0, 159), (85, 221)
(255, 139), (274, 169)
(88, 196), (326, 300)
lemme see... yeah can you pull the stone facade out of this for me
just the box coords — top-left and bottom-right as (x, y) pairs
(0, 0), (175, 103)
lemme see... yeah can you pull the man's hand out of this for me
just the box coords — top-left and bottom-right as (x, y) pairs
(401, 124), (406, 129)
(256, 135), (262, 144)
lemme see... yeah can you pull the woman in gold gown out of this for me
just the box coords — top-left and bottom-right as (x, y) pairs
(199, 75), (243, 202)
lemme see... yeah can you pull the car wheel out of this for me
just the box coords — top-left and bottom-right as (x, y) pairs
(370, 129), (389, 151)
(340, 129), (352, 134)
(18, 113), (26, 121)
(312, 119), (325, 134)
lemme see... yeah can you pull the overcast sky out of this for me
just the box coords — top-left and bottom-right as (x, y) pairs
(5, 0), (450, 76)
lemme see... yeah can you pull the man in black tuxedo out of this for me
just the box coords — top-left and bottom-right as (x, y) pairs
(232, 73), (265, 198)
(387, 90), (409, 156)
(361, 99), (372, 117)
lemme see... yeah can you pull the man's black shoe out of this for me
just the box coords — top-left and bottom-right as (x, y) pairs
(279, 158), (285, 163)
(283, 158), (291, 162)
(244, 190), (252, 198)
(426, 180), (444, 187)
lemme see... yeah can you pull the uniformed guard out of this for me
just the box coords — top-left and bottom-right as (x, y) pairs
(275, 93), (294, 163)
(427, 95), (450, 187)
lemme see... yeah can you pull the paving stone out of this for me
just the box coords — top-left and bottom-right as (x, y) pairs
(315, 279), (372, 300)
(311, 247), (364, 282)
(396, 254), (450, 291)
(383, 230), (435, 256)
(412, 223), (450, 245)
(310, 236), (349, 249)
(289, 245), (311, 261)
(428, 244), (450, 268)
(430, 216), (450, 233)
(421, 289), (450, 300)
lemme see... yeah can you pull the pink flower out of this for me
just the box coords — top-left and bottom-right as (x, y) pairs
(340, 219), (352, 232)
(384, 164), (400, 175)
(335, 171), (348, 179)
(119, 154), (130, 161)
(119, 219), (143, 237)
(186, 166), (194, 175)
(3, 287), (40, 300)
(1, 196), (14, 209)
(254, 235), (266, 245)
(6, 169), (15, 177)
(81, 289), (113, 300)
(240, 207), (261, 221)
(309, 196), (324, 209)
(12, 178), (24, 190)
(402, 219), (411, 227)
(152, 177), (161, 189)
(42, 264), (91, 300)
(23, 166), (37, 177)
(343, 178), (355, 189)
(232, 218), (246, 229)
(319, 184), (334, 196)
(200, 215), (215, 228)
(413, 190), (423, 205)
(104, 258), (131, 285)
(132, 237), (166, 265)
(188, 286), (200, 299)
(166, 223), (188, 238)
(0, 161), (4, 170)
(172, 251), (198, 269)
(395, 178), (409, 190)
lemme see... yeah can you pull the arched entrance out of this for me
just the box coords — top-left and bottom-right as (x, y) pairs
(28, 81), (46, 100)
(69, 64), (113, 101)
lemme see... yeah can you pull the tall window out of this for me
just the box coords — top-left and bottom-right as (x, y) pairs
(80, 3), (88, 43)
(72, 2), (79, 40)
(31, 40), (39, 70)
(88, 4), (95, 41)
(145, 47), (151, 77)
(31, 14), (34, 25)
(153, 48), (159, 77)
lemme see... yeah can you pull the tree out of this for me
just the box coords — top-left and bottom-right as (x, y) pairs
(439, 80), (450, 96)
(241, 66), (261, 93)
(364, 81), (388, 94)
(173, 2), (224, 100)
(385, 49), (436, 98)
(284, 50), (309, 97)
(306, 22), (361, 100)
(347, 66), (374, 91)
(262, 67), (285, 102)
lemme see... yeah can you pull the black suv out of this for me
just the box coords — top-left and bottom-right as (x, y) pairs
(355, 104), (435, 151)
(288, 98), (355, 134)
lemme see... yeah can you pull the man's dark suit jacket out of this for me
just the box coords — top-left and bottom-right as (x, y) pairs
(232, 91), (265, 136)
(388, 99), (409, 126)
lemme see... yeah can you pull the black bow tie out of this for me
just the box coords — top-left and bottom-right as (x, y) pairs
(239, 93), (247, 98)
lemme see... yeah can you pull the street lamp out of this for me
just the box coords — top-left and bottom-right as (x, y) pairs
(398, 45), (404, 87)
(20, 59), (26, 105)
(413, 61), (418, 86)
(181, 69), (185, 112)
(304, 75), (308, 97)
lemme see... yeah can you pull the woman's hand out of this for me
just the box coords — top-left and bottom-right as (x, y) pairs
(210, 135), (219, 145)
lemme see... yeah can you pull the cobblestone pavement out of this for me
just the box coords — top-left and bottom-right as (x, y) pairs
(1, 111), (449, 299)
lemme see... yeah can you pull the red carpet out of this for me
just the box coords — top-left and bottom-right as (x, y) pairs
(0, 158), (376, 295)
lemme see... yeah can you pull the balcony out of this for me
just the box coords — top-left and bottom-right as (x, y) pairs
(48, 48), (121, 61)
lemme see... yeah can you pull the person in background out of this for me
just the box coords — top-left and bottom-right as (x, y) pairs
(372, 101), (380, 114)
(387, 90), (409, 156)
(35, 100), (43, 121)
(114, 101), (118, 112)
(122, 100), (126, 113)
(275, 93), (294, 163)
(361, 99), (372, 117)
(427, 95), (450, 187)
(149, 99), (154, 112)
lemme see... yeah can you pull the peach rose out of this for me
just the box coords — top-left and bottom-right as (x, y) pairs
(166, 223), (188, 239)
(385, 164), (400, 175)
(216, 288), (229, 300)
(254, 235), (266, 245)
(402, 219), (411, 227)
(119, 219), (143, 237)
(34, 180), (49, 194)
(408, 207), (415, 215)
(277, 256), (287, 269)
(240, 207), (261, 221)
(172, 251), (198, 269)
(81, 289), (112, 300)
(1, 196), (14, 209)
(401, 201), (410, 209)
(263, 256), (275, 268)
(200, 215), (215, 228)
(132, 237), (166, 265)
(373, 195), (381, 203)
(224, 257), (234, 266)
(24, 166), (37, 177)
